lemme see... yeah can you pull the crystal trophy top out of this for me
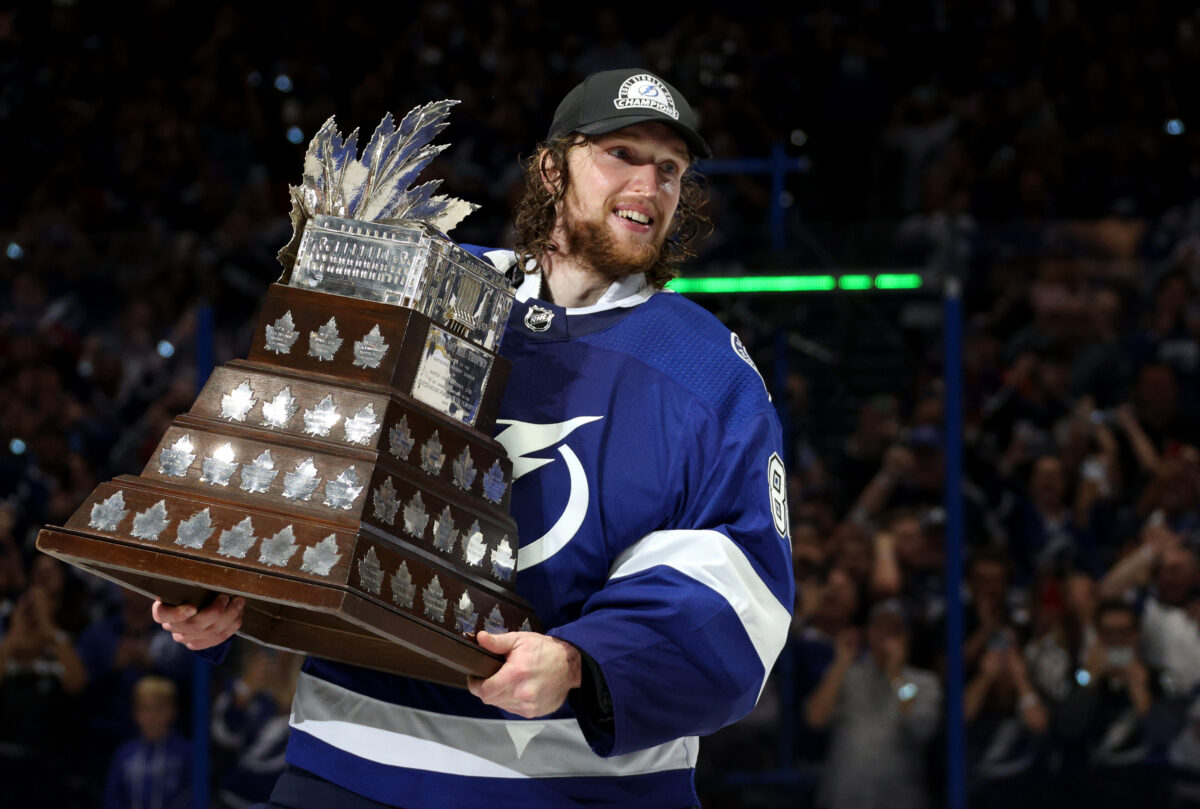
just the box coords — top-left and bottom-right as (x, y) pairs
(279, 100), (513, 352)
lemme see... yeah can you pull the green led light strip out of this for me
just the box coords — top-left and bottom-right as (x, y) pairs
(667, 273), (923, 294)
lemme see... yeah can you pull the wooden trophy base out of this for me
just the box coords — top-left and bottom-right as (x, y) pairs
(37, 527), (502, 689)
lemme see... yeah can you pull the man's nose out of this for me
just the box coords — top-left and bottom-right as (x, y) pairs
(626, 162), (659, 195)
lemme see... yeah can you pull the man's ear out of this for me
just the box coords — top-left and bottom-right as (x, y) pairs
(539, 148), (562, 195)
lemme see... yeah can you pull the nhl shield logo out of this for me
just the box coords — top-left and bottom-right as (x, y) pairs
(524, 305), (554, 332)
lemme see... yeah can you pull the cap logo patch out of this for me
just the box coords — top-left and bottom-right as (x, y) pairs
(613, 74), (679, 120)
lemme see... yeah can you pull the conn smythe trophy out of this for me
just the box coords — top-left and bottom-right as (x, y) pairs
(36, 101), (540, 687)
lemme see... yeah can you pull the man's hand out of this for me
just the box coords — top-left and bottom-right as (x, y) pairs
(466, 631), (582, 718)
(152, 595), (244, 650)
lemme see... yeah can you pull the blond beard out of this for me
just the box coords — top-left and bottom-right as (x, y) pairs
(564, 216), (665, 283)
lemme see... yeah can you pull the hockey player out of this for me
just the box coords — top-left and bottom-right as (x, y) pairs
(153, 68), (794, 809)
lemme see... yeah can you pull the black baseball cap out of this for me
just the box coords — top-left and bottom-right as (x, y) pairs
(547, 68), (711, 160)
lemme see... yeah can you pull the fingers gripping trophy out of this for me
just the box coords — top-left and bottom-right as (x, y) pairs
(36, 102), (540, 686)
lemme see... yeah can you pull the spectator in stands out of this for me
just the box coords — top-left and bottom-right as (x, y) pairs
(1057, 600), (1172, 809)
(0, 570), (89, 806)
(964, 627), (1050, 809)
(103, 675), (191, 809)
(1099, 522), (1200, 697)
(806, 598), (942, 809)
(211, 647), (300, 809)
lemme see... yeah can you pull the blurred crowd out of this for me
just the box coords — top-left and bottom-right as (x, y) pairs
(5, 1), (1200, 808)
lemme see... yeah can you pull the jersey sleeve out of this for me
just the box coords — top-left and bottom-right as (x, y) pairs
(549, 402), (794, 756)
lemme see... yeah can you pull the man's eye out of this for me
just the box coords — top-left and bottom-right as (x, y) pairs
(609, 147), (630, 159)
(659, 163), (678, 176)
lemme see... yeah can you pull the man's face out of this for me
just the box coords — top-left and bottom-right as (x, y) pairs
(555, 122), (689, 281)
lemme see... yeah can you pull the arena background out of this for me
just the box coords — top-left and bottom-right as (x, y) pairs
(4, 2), (1200, 808)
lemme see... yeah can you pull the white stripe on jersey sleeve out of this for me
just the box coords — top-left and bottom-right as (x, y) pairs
(290, 673), (698, 778)
(607, 528), (791, 690)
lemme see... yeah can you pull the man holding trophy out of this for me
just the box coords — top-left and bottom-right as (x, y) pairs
(152, 68), (794, 809)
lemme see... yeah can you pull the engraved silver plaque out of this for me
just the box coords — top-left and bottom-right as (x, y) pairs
(353, 325), (390, 369)
(158, 435), (196, 478)
(423, 576), (448, 623)
(389, 417), (415, 460)
(303, 395), (341, 437)
(323, 467), (363, 510)
(283, 458), (322, 501)
(265, 311), (299, 354)
(89, 492), (128, 532)
(200, 443), (239, 487)
(131, 500), (170, 541)
(482, 461), (507, 504)
(308, 317), (343, 361)
(176, 508), (215, 550)
(240, 450), (279, 494)
(463, 521), (486, 566)
(420, 431), (445, 476)
(218, 517), (258, 559)
(410, 326), (493, 426)
(373, 477), (400, 525)
(432, 506), (456, 552)
(220, 380), (257, 422)
(452, 448), (477, 491)
(358, 546), (383, 595)
(301, 534), (342, 576)
(454, 591), (478, 634)
(259, 526), (300, 567)
(343, 404), (381, 445)
(392, 562), (416, 609)
(491, 539), (515, 581)
(484, 605), (507, 634)
(520, 618), (532, 632)
(403, 493), (429, 538)
(262, 387), (297, 429)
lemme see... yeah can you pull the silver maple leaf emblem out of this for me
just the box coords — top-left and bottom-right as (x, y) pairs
(175, 508), (215, 549)
(322, 467), (363, 510)
(353, 325), (390, 369)
(389, 417), (415, 460)
(200, 442), (239, 486)
(282, 458), (321, 501)
(454, 591), (478, 634)
(239, 450), (278, 494)
(423, 576), (448, 623)
(373, 477), (399, 524)
(265, 311), (299, 354)
(482, 461), (507, 504)
(452, 448), (477, 491)
(462, 522), (487, 566)
(420, 432), (445, 476)
(131, 500), (170, 541)
(432, 506), (456, 552)
(158, 435), (196, 478)
(403, 492), (429, 538)
(259, 525), (300, 567)
(391, 562), (416, 609)
(89, 491), (128, 532)
(358, 546), (384, 595)
(303, 395), (341, 437)
(301, 534), (342, 576)
(261, 387), (297, 429)
(343, 403), (381, 445)
(220, 380), (257, 422)
(308, 317), (343, 361)
(484, 605), (507, 634)
(491, 539), (515, 581)
(218, 517), (258, 559)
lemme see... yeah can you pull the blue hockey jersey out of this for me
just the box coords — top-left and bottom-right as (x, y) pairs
(281, 256), (794, 808)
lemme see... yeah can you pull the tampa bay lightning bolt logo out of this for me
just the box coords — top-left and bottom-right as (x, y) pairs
(613, 74), (679, 120)
(494, 416), (602, 571)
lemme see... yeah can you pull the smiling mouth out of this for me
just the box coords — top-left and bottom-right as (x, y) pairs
(615, 209), (653, 226)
